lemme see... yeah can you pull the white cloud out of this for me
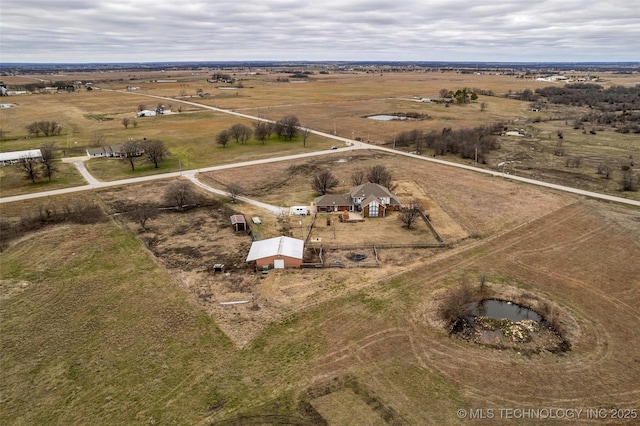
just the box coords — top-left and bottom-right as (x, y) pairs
(1, 0), (638, 62)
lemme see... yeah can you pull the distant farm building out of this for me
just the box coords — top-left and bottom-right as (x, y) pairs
(0, 149), (43, 166)
(230, 214), (247, 232)
(137, 110), (157, 117)
(86, 144), (143, 158)
(246, 236), (304, 269)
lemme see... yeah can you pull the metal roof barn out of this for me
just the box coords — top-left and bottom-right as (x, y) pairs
(246, 236), (304, 269)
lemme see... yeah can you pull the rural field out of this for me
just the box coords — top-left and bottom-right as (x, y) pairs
(1, 65), (640, 424)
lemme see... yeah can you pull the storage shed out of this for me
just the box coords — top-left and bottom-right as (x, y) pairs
(230, 214), (247, 232)
(246, 236), (304, 269)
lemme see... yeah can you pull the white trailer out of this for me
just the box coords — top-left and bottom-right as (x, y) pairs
(291, 206), (309, 216)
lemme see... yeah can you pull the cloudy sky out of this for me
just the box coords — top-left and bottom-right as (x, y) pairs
(1, 0), (638, 63)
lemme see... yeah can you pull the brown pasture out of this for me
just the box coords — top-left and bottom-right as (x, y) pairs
(2, 69), (640, 201)
(1, 68), (640, 424)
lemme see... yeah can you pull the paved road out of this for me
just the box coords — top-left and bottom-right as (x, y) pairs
(2, 90), (640, 209)
(0, 146), (359, 208)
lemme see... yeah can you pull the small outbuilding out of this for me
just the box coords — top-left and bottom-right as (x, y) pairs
(246, 236), (304, 269)
(230, 214), (247, 232)
(137, 109), (157, 117)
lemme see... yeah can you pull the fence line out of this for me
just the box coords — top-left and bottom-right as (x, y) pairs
(419, 209), (445, 243)
(304, 212), (318, 243)
(307, 242), (447, 250)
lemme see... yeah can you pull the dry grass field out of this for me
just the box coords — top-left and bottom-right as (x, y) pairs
(2, 68), (639, 202)
(1, 68), (640, 425)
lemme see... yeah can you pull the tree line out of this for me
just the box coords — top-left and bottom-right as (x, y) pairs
(25, 121), (63, 137)
(535, 83), (640, 112)
(0, 200), (106, 250)
(216, 115), (310, 148)
(388, 123), (504, 163)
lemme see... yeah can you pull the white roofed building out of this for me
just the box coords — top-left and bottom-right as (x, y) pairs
(246, 236), (304, 269)
(0, 149), (42, 166)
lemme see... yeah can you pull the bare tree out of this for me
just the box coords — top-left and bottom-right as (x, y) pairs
(17, 156), (40, 183)
(122, 117), (131, 128)
(565, 156), (582, 168)
(89, 131), (107, 147)
(126, 203), (158, 231)
(597, 162), (612, 179)
(138, 104), (147, 112)
(253, 121), (272, 144)
(439, 88), (449, 98)
(40, 141), (57, 181)
(276, 115), (300, 140)
(350, 168), (366, 186)
(142, 139), (167, 168)
(399, 200), (422, 229)
(621, 169), (639, 192)
(132, 119), (138, 128)
(164, 180), (196, 210)
(26, 122), (42, 137)
(229, 123), (252, 144)
(480, 102), (488, 112)
(226, 182), (243, 203)
(121, 140), (142, 171)
(439, 282), (474, 330)
(300, 127), (311, 147)
(312, 170), (339, 195)
(216, 130), (230, 147)
(25, 121), (62, 137)
(366, 164), (394, 189)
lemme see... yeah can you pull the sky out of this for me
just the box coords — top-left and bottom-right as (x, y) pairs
(1, 0), (639, 63)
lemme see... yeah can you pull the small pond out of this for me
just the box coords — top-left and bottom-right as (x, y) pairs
(469, 299), (542, 322)
(367, 114), (408, 121)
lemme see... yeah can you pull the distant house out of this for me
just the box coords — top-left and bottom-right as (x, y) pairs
(230, 214), (247, 232)
(246, 236), (304, 269)
(0, 149), (42, 166)
(86, 144), (143, 158)
(314, 182), (401, 218)
(137, 109), (157, 117)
